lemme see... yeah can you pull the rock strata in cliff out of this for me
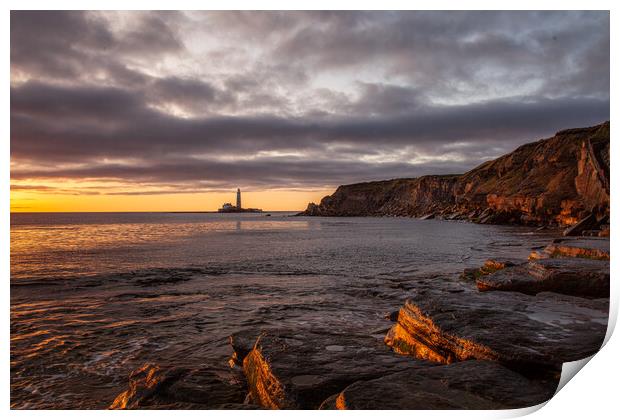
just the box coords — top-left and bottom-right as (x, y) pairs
(384, 287), (607, 371)
(319, 360), (557, 410)
(301, 122), (610, 230)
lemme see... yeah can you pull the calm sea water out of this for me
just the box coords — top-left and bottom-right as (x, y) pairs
(11, 212), (556, 409)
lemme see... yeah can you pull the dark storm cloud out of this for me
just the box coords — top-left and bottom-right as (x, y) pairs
(10, 10), (184, 83)
(10, 11), (610, 193)
(10, 156), (473, 190)
(11, 80), (609, 162)
(10, 11), (114, 79)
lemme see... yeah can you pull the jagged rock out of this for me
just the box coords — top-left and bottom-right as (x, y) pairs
(529, 237), (609, 260)
(110, 364), (246, 409)
(229, 329), (258, 367)
(385, 310), (399, 321)
(319, 360), (558, 410)
(385, 288), (607, 372)
(563, 213), (600, 236)
(460, 259), (515, 282)
(231, 328), (426, 409)
(476, 258), (609, 298)
(299, 122), (610, 228)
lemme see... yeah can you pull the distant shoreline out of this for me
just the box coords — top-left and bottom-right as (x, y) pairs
(10, 210), (300, 214)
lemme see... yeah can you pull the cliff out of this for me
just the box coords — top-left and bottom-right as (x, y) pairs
(301, 121), (610, 230)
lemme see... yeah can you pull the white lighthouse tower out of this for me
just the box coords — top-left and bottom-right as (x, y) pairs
(236, 188), (241, 209)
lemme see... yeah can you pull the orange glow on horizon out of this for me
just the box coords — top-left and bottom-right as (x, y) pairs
(10, 185), (333, 213)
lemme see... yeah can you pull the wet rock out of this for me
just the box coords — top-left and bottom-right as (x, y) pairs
(477, 258), (609, 298)
(110, 364), (246, 409)
(385, 288), (607, 372)
(529, 238), (609, 260)
(563, 213), (600, 236)
(216, 403), (263, 409)
(460, 268), (479, 281)
(232, 328), (426, 409)
(384, 310), (399, 321)
(229, 329), (258, 367)
(319, 360), (558, 410)
(459, 259), (515, 282)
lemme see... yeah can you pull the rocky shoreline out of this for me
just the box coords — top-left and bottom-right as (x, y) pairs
(299, 122), (610, 237)
(110, 236), (609, 410)
(108, 122), (610, 409)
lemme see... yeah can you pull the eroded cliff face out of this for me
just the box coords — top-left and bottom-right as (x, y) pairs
(302, 122), (610, 228)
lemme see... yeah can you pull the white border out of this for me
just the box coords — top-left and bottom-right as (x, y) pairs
(3, 2), (617, 420)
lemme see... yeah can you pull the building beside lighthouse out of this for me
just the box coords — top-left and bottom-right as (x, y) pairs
(218, 188), (262, 213)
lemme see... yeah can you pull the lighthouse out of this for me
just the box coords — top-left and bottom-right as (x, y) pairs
(218, 188), (261, 213)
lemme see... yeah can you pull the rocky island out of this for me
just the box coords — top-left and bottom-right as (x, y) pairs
(110, 122), (610, 410)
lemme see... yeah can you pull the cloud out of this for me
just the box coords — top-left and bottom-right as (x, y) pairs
(11, 80), (609, 161)
(10, 11), (610, 195)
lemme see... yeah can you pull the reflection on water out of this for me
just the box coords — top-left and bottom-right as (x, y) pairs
(10, 212), (556, 408)
(11, 212), (311, 279)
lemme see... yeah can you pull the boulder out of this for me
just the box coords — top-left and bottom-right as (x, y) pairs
(319, 360), (557, 410)
(110, 364), (246, 409)
(476, 258), (609, 298)
(385, 287), (608, 372)
(231, 328), (426, 409)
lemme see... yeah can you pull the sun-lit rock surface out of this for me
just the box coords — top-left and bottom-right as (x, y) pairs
(110, 364), (246, 409)
(230, 329), (426, 409)
(529, 238), (610, 260)
(460, 259), (515, 282)
(384, 287), (608, 371)
(476, 258), (609, 297)
(319, 360), (557, 410)
(301, 122), (610, 232)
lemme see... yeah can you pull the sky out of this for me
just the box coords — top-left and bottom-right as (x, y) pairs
(10, 11), (610, 212)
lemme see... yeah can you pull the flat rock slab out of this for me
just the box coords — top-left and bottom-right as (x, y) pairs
(110, 363), (247, 409)
(477, 258), (609, 298)
(319, 360), (558, 410)
(530, 238), (609, 260)
(230, 328), (427, 409)
(460, 259), (515, 282)
(385, 287), (608, 371)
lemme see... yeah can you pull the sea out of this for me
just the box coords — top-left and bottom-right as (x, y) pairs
(10, 212), (557, 408)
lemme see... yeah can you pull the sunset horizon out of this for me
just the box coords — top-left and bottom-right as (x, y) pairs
(10, 11), (609, 214)
(10, 187), (333, 212)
